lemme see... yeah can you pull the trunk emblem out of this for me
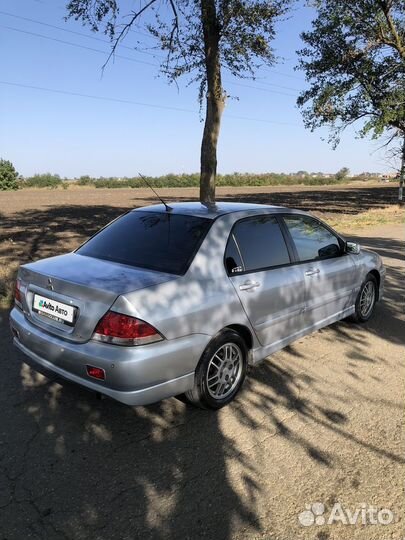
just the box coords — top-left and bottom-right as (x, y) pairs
(47, 278), (54, 291)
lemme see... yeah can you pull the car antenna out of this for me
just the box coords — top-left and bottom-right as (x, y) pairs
(138, 173), (172, 212)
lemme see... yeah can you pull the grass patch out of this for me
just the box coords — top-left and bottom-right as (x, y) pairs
(326, 206), (405, 231)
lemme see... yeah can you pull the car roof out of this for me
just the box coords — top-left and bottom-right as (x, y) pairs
(132, 201), (289, 219)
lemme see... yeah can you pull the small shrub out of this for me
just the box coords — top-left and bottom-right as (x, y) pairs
(0, 159), (19, 191)
(76, 175), (95, 186)
(23, 173), (62, 188)
(335, 167), (350, 181)
(95, 178), (129, 188)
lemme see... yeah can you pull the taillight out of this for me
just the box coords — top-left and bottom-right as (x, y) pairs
(93, 311), (164, 346)
(14, 279), (22, 308)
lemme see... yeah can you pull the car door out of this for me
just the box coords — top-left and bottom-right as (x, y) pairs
(282, 214), (357, 329)
(225, 214), (306, 348)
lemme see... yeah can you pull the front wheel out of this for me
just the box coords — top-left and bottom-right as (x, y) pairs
(185, 330), (248, 410)
(350, 273), (378, 323)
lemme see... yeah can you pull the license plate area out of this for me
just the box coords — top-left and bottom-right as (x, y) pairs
(32, 294), (77, 326)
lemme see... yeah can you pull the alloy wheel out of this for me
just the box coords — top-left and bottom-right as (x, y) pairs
(360, 280), (376, 318)
(206, 343), (243, 399)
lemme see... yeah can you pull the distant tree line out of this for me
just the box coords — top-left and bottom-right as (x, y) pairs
(0, 162), (394, 191)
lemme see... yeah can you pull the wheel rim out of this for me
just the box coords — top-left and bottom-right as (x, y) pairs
(206, 343), (243, 400)
(360, 280), (376, 317)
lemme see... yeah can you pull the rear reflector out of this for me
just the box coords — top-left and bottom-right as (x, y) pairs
(86, 365), (105, 380)
(92, 311), (163, 346)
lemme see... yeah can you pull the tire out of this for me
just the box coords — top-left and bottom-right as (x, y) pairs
(350, 273), (378, 323)
(185, 330), (248, 410)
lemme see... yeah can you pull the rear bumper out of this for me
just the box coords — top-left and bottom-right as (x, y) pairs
(10, 307), (210, 406)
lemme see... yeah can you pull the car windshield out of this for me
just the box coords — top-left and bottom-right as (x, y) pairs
(76, 211), (212, 275)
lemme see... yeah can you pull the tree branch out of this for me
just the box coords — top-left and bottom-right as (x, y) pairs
(377, 0), (405, 60)
(102, 0), (158, 71)
(164, 0), (180, 71)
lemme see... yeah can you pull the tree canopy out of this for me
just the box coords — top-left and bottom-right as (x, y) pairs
(0, 159), (19, 191)
(66, 0), (292, 202)
(335, 166), (350, 180)
(297, 0), (405, 147)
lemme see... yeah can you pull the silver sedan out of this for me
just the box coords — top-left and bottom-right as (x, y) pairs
(10, 202), (385, 409)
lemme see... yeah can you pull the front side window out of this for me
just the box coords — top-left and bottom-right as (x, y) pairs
(77, 211), (211, 275)
(283, 216), (341, 262)
(226, 215), (291, 274)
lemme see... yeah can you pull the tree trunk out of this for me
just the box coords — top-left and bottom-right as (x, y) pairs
(399, 135), (405, 205)
(200, 0), (225, 205)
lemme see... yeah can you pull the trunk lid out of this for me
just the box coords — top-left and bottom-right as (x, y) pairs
(19, 253), (177, 343)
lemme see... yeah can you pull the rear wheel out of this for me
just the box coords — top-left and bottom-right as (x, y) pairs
(185, 330), (248, 409)
(350, 273), (377, 323)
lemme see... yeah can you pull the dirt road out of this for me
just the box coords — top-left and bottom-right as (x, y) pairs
(0, 221), (403, 540)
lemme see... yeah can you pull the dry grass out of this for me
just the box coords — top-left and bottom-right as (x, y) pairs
(325, 206), (405, 233)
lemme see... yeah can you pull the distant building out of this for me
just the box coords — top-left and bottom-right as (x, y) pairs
(358, 172), (385, 178)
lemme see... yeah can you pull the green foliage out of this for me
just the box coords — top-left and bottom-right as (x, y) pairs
(65, 0), (293, 203)
(0, 159), (19, 191)
(84, 173), (355, 188)
(335, 167), (350, 181)
(76, 175), (96, 186)
(297, 0), (405, 146)
(23, 173), (62, 188)
(18, 171), (383, 190)
(66, 0), (292, 100)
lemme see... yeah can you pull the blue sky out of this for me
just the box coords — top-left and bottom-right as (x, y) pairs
(0, 0), (393, 177)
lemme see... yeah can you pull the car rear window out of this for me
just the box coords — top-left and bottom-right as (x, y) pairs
(76, 211), (212, 275)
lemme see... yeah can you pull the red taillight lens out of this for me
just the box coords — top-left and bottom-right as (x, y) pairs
(14, 279), (22, 308)
(86, 365), (105, 380)
(93, 311), (163, 346)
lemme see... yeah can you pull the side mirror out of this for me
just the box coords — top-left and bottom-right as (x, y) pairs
(345, 241), (361, 255)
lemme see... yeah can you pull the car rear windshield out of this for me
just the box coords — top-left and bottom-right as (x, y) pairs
(76, 211), (212, 275)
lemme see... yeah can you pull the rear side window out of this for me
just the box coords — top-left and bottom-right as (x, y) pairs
(76, 211), (211, 275)
(225, 234), (244, 274)
(283, 215), (341, 262)
(227, 215), (290, 273)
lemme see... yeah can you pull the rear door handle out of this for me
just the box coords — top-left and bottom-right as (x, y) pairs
(239, 280), (261, 291)
(305, 268), (320, 276)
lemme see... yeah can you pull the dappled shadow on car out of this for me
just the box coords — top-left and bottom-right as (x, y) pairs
(0, 204), (130, 306)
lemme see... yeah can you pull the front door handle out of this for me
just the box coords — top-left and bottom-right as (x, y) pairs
(239, 280), (261, 291)
(305, 268), (320, 276)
